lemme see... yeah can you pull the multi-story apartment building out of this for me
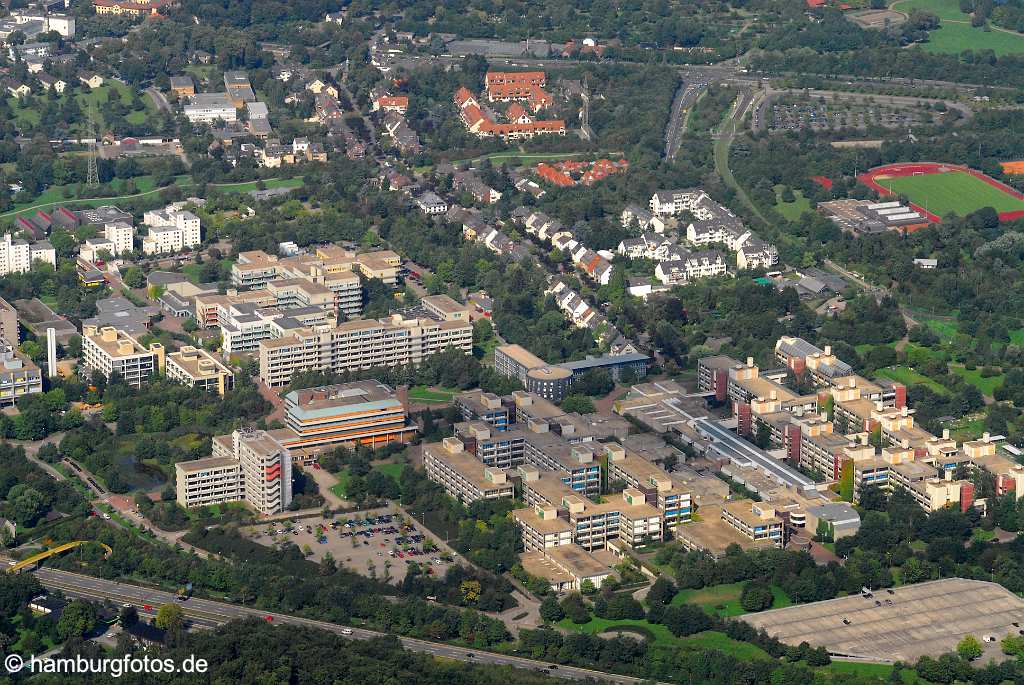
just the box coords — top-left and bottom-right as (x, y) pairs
(276, 380), (416, 451)
(175, 428), (293, 514)
(654, 251), (729, 285)
(0, 338), (42, 407)
(775, 337), (854, 386)
(141, 206), (201, 254)
(521, 431), (602, 496)
(604, 443), (692, 526)
(80, 325), (164, 388)
(258, 314), (472, 387)
(721, 500), (784, 547)
(455, 389), (512, 429)
(230, 246), (399, 318)
(165, 345), (234, 396)
(422, 437), (514, 504)
(512, 504), (574, 551)
(0, 233), (55, 275)
(455, 421), (527, 469)
(174, 456), (242, 510)
(0, 296), (17, 343)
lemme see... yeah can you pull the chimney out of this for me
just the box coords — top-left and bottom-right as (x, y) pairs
(769, 390), (777, 401)
(984, 432), (991, 442)
(901, 406), (908, 417)
(746, 356), (754, 368)
(824, 345), (832, 356)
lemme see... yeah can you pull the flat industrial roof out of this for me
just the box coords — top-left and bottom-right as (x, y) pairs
(697, 418), (816, 490)
(744, 578), (1024, 662)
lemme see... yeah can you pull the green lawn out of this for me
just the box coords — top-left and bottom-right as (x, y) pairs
(556, 617), (767, 657)
(918, 316), (959, 342)
(892, 0), (1024, 55)
(951, 365), (1004, 396)
(875, 366), (948, 395)
(876, 170), (1024, 217)
(672, 582), (791, 617)
(827, 661), (895, 680)
(408, 385), (458, 403)
(330, 469), (352, 499)
(1010, 327), (1024, 346)
(944, 415), (985, 441)
(375, 463), (405, 481)
(330, 463), (402, 499)
(211, 177), (305, 194)
(773, 185), (813, 221)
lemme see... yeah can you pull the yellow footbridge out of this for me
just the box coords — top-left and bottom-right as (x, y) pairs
(6, 541), (113, 574)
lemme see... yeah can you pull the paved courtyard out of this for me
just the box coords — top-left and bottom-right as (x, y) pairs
(743, 578), (1024, 662)
(241, 507), (455, 584)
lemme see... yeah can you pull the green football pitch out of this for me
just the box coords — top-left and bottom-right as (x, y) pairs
(875, 170), (1024, 217)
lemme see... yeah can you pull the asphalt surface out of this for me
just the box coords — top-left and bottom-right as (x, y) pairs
(664, 80), (706, 160)
(31, 567), (656, 684)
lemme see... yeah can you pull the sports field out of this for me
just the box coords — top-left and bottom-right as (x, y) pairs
(869, 167), (1024, 218)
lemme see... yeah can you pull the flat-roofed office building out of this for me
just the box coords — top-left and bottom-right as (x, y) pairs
(81, 325), (164, 388)
(278, 380), (416, 450)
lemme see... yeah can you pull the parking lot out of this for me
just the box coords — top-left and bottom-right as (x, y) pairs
(743, 578), (1024, 662)
(242, 507), (456, 584)
(766, 99), (934, 133)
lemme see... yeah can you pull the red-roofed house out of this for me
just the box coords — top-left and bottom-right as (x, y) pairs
(536, 163), (574, 188)
(373, 95), (409, 114)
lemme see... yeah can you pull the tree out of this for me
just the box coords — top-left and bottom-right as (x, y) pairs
(579, 579), (596, 595)
(560, 395), (595, 414)
(559, 593), (590, 624)
(539, 594), (564, 623)
(119, 604), (139, 627)
(957, 634), (983, 661)
(660, 604), (713, 637)
(646, 576), (677, 606)
(122, 266), (146, 289)
(740, 581), (775, 612)
(56, 599), (98, 641)
(459, 580), (481, 603)
(155, 603), (184, 632)
(7, 484), (46, 526)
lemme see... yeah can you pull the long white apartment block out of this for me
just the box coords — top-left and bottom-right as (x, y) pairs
(175, 428), (292, 514)
(0, 233), (55, 275)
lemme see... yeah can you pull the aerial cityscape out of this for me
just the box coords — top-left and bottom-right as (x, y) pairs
(1, 0), (1024, 684)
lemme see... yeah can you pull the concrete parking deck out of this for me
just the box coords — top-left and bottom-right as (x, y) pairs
(743, 578), (1024, 662)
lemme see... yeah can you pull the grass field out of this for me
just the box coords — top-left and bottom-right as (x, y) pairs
(892, 0), (1024, 55)
(876, 170), (1024, 217)
(408, 386), (458, 403)
(951, 365), (1004, 396)
(330, 463), (403, 499)
(875, 366), (948, 394)
(773, 185), (813, 221)
(556, 617), (768, 658)
(671, 582), (791, 617)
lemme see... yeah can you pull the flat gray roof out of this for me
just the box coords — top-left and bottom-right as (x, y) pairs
(696, 418), (816, 490)
(744, 578), (1024, 662)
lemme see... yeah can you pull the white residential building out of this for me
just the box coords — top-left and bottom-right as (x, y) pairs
(654, 251), (729, 285)
(176, 428), (293, 514)
(183, 93), (237, 124)
(80, 325), (164, 388)
(141, 207), (201, 255)
(0, 234), (55, 275)
(101, 221), (134, 255)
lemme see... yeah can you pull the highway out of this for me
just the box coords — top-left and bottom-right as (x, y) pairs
(32, 568), (656, 684)
(664, 79), (706, 161)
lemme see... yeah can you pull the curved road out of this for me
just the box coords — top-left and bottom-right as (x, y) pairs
(31, 567), (660, 685)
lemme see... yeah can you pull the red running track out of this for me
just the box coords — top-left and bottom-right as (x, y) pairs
(858, 162), (1024, 222)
